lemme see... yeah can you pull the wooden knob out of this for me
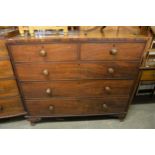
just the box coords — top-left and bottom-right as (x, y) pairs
(49, 105), (54, 111)
(108, 68), (114, 74)
(105, 86), (111, 92)
(43, 69), (49, 76)
(102, 104), (108, 109)
(46, 88), (51, 95)
(110, 48), (117, 55)
(0, 105), (3, 112)
(39, 49), (47, 57)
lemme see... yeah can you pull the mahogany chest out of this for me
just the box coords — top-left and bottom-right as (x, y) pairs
(7, 31), (149, 124)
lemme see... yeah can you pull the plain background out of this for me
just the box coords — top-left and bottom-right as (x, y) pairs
(0, 0), (155, 155)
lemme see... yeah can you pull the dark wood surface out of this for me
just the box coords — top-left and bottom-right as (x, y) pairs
(21, 80), (133, 99)
(26, 97), (128, 116)
(15, 61), (139, 81)
(0, 79), (19, 98)
(0, 97), (25, 118)
(0, 40), (8, 58)
(10, 44), (78, 62)
(0, 60), (13, 79)
(0, 39), (26, 119)
(81, 43), (146, 61)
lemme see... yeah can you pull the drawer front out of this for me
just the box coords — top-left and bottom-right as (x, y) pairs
(0, 40), (8, 58)
(10, 44), (78, 62)
(0, 80), (19, 98)
(26, 97), (128, 116)
(81, 43), (145, 61)
(21, 80), (134, 99)
(16, 63), (80, 81)
(0, 60), (13, 78)
(0, 97), (25, 118)
(15, 61), (139, 81)
(141, 70), (155, 81)
(80, 62), (139, 79)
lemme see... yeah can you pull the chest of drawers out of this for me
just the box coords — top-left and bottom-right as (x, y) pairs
(0, 40), (26, 118)
(7, 36), (148, 124)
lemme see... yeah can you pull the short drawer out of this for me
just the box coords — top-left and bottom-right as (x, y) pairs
(0, 40), (8, 58)
(0, 97), (25, 118)
(15, 61), (139, 81)
(141, 70), (155, 81)
(0, 79), (19, 98)
(21, 80), (134, 99)
(10, 44), (78, 62)
(0, 60), (13, 79)
(26, 97), (128, 116)
(81, 43), (145, 61)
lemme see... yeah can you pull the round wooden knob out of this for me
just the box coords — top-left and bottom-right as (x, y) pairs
(105, 86), (111, 92)
(0, 105), (3, 112)
(102, 104), (108, 109)
(46, 88), (51, 95)
(108, 68), (114, 74)
(43, 69), (49, 76)
(39, 49), (47, 57)
(110, 48), (117, 55)
(49, 105), (54, 111)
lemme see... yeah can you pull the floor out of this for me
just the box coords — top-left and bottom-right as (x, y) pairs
(0, 103), (155, 129)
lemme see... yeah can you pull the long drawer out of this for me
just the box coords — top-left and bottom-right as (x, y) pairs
(10, 44), (78, 62)
(0, 97), (25, 118)
(26, 97), (128, 116)
(0, 79), (19, 98)
(0, 60), (13, 79)
(15, 61), (139, 81)
(81, 43), (145, 61)
(21, 80), (134, 99)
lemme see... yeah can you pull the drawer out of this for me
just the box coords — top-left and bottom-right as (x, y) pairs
(0, 40), (8, 58)
(15, 61), (139, 81)
(21, 80), (134, 99)
(81, 43), (145, 61)
(0, 79), (19, 98)
(80, 62), (139, 79)
(10, 44), (78, 62)
(26, 97), (128, 116)
(0, 97), (25, 118)
(0, 60), (13, 79)
(141, 70), (155, 81)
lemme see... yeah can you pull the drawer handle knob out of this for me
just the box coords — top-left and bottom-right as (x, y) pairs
(108, 68), (114, 74)
(0, 105), (3, 112)
(46, 88), (52, 95)
(49, 105), (54, 111)
(105, 86), (111, 92)
(43, 69), (49, 76)
(110, 48), (117, 55)
(39, 49), (47, 57)
(102, 104), (108, 109)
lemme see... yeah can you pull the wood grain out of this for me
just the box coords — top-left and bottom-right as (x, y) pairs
(15, 61), (139, 81)
(81, 43), (146, 60)
(0, 60), (13, 78)
(0, 79), (19, 98)
(0, 40), (8, 58)
(26, 97), (128, 116)
(0, 97), (25, 118)
(21, 80), (134, 98)
(10, 44), (78, 62)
